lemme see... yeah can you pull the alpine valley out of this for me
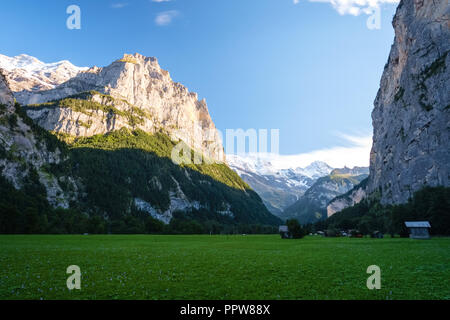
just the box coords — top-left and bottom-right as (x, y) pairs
(0, 0), (449, 236)
(227, 154), (369, 224)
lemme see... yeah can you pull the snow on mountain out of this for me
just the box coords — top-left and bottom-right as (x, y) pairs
(295, 161), (335, 179)
(227, 154), (334, 215)
(0, 53), (88, 92)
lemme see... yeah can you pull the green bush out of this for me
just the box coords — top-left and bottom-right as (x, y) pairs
(286, 219), (306, 239)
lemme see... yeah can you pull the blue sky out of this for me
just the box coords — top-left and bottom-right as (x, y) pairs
(0, 0), (399, 167)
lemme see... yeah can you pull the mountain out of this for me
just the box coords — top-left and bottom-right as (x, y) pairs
(6, 53), (224, 162)
(0, 54), (88, 93)
(367, 0), (449, 205)
(319, 0), (450, 236)
(0, 54), (281, 234)
(281, 167), (369, 224)
(227, 154), (333, 214)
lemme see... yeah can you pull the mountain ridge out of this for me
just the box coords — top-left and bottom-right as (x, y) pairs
(227, 154), (335, 214)
(2, 53), (225, 163)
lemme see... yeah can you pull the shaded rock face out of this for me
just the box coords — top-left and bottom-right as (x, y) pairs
(368, 0), (450, 205)
(15, 53), (225, 163)
(327, 180), (367, 218)
(0, 73), (14, 109)
(0, 72), (78, 208)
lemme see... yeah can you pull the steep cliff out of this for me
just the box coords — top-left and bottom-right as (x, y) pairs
(15, 53), (224, 163)
(368, 0), (450, 204)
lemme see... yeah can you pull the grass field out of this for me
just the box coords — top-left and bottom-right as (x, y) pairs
(0, 235), (449, 300)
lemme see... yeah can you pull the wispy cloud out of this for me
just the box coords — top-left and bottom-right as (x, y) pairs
(294, 0), (399, 16)
(111, 3), (128, 9)
(152, 0), (172, 2)
(228, 132), (373, 169)
(155, 10), (179, 26)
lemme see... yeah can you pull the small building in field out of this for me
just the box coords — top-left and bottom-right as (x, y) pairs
(279, 225), (291, 239)
(404, 221), (431, 239)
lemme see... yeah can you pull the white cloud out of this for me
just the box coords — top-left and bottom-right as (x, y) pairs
(155, 10), (179, 26)
(295, 0), (399, 16)
(227, 132), (373, 169)
(152, 0), (172, 2)
(111, 3), (128, 9)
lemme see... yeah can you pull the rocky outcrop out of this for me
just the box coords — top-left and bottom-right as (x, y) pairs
(25, 91), (157, 137)
(368, 0), (450, 204)
(14, 53), (225, 163)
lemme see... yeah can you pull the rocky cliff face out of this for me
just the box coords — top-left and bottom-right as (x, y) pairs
(0, 72), (78, 208)
(327, 178), (368, 218)
(368, 0), (450, 204)
(14, 53), (224, 163)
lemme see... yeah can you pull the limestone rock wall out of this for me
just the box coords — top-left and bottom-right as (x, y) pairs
(368, 0), (450, 204)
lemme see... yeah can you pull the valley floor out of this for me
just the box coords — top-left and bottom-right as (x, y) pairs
(0, 235), (449, 300)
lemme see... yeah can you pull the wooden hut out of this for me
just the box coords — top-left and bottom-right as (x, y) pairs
(279, 225), (291, 239)
(404, 221), (431, 239)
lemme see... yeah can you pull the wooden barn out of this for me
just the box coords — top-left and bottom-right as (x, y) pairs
(404, 221), (431, 239)
(279, 225), (291, 239)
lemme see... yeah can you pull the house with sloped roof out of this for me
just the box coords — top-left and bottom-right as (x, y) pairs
(404, 221), (431, 239)
(279, 225), (291, 239)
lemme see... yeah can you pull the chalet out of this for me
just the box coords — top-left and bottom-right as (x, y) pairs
(279, 225), (291, 239)
(404, 221), (431, 239)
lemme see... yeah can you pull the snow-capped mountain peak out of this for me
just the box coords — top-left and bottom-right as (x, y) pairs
(226, 154), (335, 214)
(0, 53), (88, 92)
(296, 161), (334, 179)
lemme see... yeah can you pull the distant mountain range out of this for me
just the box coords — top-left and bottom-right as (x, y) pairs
(227, 155), (333, 214)
(227, 154), (368, 222)
(281, 167), (369, 224)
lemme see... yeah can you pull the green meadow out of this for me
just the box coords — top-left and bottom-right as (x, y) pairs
(0, 235), (449, 300)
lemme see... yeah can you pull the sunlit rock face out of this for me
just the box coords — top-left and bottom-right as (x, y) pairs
(10, 53), (225, 163)
(368, 0), (450, 204)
